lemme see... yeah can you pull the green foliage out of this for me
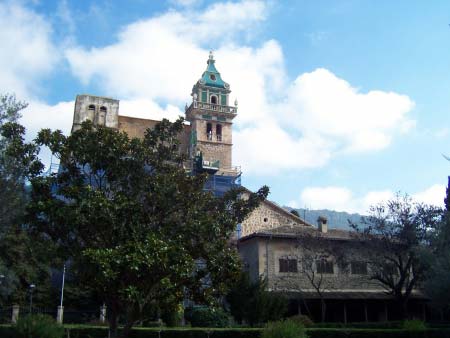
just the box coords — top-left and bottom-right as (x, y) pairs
(161, 307), (183, 327)
(2, 326), (450, 338)
(14, 314), (64, 338)
(227, 273), (288, 326)
(186, 307), (230, 327)
(402, 320), (426, 331)
(262, 320), (307, 338)
(311, 322), (402, 329)
(350, 193), (442, 319)
(2, 118), (268, 337)
(0, 94), (53, 307)
(287, 315), (313, 328)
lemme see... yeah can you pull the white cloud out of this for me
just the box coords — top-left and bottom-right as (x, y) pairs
(412, 184), (446, 207)
(65, 0), (267, 102)
(3, 0), (415, 176)
(295, 184), (445, 214)
(281, 68), (415, 153)
(0, 1), (59, 98)
(119, 99), (184, 122)
(63, 1), (415, 175)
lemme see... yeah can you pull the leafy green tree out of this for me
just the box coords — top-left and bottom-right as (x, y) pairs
(351, 194), (441, 319)
(3, 119), (268, 337)
(227, 273), (287, 326)
(0, 94), (28, 233)
(0, 95), (54, 308)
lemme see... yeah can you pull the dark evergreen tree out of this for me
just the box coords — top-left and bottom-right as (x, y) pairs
(227, 273), (287, 326)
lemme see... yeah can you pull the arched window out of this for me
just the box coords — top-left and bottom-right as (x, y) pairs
(210, 95), (217, 104)
(216, 124), (222, 141)
(87, 104), (95, 122)
(206, 123), (212, 140)
(97, 106), (107, 125)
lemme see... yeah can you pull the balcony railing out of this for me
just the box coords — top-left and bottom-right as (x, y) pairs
(188, 101), (237, 114)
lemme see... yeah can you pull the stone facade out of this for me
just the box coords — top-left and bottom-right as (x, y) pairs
(238, 227), (427, 321)
(118, 115), (192, 157)
(241, 196), (310, 237)
(196, 141), (232, 169)
(239, 233), (382, 292)
(72, 94), (119, 133)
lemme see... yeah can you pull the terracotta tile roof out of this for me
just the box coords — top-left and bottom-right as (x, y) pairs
(240, 224), (357, 242)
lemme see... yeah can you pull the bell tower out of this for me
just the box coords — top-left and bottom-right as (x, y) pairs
(185, 52), (239, 178)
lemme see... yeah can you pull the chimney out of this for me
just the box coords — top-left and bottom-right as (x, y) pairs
(317, 216), (328, 233)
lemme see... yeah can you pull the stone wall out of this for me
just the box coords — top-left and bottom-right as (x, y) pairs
(194, 119), (232, 144)
(237, 240), (260, 282)
(197, 141), (232, 168)
(239, 236), (384, 294)
(241, 200), (308, 237)
(72, 95), (119, 133)
(118, 116), (191, 156)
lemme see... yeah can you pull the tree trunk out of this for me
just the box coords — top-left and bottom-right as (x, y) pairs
(108, 302), (119, 338)
(320, 299), (326, 322)
(109, 312), (118, 338)
(119, 322), (133, 338)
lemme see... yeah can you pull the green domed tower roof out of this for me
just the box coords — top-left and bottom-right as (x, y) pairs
(198, 51), (230, 90)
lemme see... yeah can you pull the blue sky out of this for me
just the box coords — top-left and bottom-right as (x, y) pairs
(1, 0), (449, 214)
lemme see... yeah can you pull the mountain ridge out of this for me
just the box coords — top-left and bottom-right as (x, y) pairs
(284, 207), (363, 230)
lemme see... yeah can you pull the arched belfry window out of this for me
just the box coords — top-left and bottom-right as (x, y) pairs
(216, 124), (222, 142)
(97, 106), (107, 125)
(210, 95), (217, 105)
(87, 104), (95, 122)
(206, 123), (212, 140)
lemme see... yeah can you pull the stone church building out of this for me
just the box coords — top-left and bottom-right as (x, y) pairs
(70, 53), (427, 322)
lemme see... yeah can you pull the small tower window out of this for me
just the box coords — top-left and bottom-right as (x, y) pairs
(216, 124), (222, 142)
(210, 74), (216, 81)
(210, 95), (217, 105)
(206, 123), (212, 140)
(97, 106), (107, 125)
(87, 104), (95, 122)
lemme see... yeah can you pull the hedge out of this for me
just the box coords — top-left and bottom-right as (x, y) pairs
(1, 325), (450, 338)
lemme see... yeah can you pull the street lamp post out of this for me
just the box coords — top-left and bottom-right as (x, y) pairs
(57, 265), (66, 324)
(29, 284), (35, 314)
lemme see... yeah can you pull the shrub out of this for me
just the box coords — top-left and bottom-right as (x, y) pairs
(15, 314), (64, 338)
(402, 320), (426, 331)
(227, 274), (288, 326)
(162, 312), (182, 327)
(262, 319), (307, 338)
(288, 315), (314, 328)
(187, 307), (230, 327)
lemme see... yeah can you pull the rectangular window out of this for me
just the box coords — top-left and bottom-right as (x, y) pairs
(201, 91), (207, 102)
(316, 260), (334, 274)
(351, 261), (368, 275)
(279, 258), (298, 273)
(221, 95), (227, 105)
